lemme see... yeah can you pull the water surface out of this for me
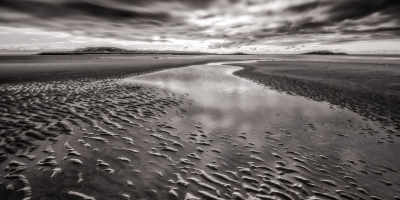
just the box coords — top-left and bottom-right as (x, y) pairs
(127, 62), (400, 199)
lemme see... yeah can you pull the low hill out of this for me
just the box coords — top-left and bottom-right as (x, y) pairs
(38, 47), (216, 55)
(302, 50), (347, 55)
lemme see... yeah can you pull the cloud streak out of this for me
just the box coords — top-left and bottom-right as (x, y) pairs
(0, 0), (399, 53)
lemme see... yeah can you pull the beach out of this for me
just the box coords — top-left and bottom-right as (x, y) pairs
(0, 54), (243, 84)
(0, 54), (400, 200)
(233, 60), (400, 130)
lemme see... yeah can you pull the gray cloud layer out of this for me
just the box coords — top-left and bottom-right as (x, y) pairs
(1, 0), (399, 50)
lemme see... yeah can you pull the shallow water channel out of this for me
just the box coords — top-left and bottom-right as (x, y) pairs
(127, 61), (400, 199)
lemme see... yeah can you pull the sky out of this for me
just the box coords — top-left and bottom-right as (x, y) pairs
(0, 0), (400, 54)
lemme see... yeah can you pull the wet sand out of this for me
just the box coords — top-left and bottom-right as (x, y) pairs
(232, 61), (400, 131)
(126, 62), (400, 200)
(0, 55), (247, 200)
(0, 55), (400, 200)
(0, 54), (242, 84)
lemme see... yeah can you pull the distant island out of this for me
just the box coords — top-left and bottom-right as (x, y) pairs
(38, 47), (217, 55)
(302, 50), (348, 55)
(231, 52), (249, 55)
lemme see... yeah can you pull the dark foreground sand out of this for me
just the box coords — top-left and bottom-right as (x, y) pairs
(0, 55), (399, 200)
(233, 61), (400, 131)
(1, 54), (257, 200)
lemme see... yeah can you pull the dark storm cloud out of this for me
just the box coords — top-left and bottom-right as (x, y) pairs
(65, 2), (171, 21)
(286, 0), (400, 20)
(114, 0), (218, 9)
(217, 0), (400, 48)
(283, 0), (400, 31)
(0, 0), (172, 22)
(342, 27), (400, 34)
(327, 0), (400, 22)
(285, 1), (329, 13)
(0, 0), (399, 49)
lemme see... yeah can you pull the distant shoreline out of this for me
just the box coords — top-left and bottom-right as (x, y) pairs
(36, 47), (256, 56)
(301, 50), (348, 55)
(37, 46), (220, 56)
(37, 52), (218, 56)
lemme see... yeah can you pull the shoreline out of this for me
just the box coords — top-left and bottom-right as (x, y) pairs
(230, 61), (400, 132)
(0, 54), (244, 85)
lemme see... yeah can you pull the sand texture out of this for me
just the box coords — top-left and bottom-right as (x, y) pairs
(0, 54), (240, 84)
(233, 61), (400, 131)
(0, 55), (399, 200)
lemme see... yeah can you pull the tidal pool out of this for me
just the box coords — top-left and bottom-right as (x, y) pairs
(127, 61), (400, 199)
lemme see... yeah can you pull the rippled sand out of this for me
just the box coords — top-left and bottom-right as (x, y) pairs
(1, 56), (400, 200)
(125, 63), (400, 200)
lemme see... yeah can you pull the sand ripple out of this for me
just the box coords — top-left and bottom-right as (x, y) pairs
(0, 68), (399, 199)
